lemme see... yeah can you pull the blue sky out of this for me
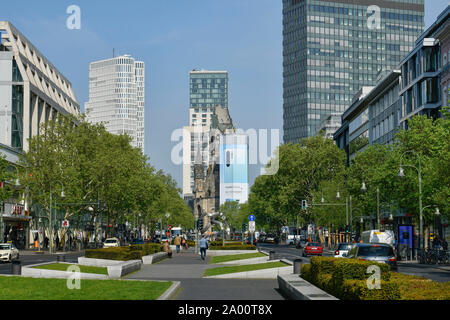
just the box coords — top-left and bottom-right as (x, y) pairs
(1, 0), (448, 190)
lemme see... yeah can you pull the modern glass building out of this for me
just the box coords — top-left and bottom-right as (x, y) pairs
(183, 70), (229, 196)
(282, 0), (424, 143)
(399, 5), (450, 128)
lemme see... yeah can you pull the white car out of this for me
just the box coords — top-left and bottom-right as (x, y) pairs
(103, 238), (120, 248)
(0, 243), (19, 262)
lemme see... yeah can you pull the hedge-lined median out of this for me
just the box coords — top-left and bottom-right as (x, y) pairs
(301, 256), (449, 300)
(301, 256), (400, 300)
(85, 243), (161, 261)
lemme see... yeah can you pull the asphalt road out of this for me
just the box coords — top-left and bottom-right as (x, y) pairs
(0, 251), (83, 275)
(257, 243), (450, 283)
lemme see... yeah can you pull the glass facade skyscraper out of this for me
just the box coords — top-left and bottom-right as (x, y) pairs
(282, 0), (424, 143)
(183, 70), (229, 196)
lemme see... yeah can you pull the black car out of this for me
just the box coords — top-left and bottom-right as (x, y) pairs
(245, 237), (257, 245)
(345, 243), (398, 271)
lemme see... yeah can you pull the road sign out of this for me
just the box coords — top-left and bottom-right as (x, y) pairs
(249, 215), (255, 221)
(62, 220), (69, 228)
(249, 221), (256, 232)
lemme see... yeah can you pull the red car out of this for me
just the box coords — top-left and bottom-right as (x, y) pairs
(302, 242), (323, 257)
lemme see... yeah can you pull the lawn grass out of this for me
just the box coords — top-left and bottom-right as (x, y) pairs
(33, 263), (108, 275)
(203, 261), (288, 277)
(0, 276), (172, 300)
(209, 252), (266, 264)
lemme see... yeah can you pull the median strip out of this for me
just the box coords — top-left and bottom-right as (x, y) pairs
(209, 252), (266, 264)
(203, 261), (288, 277)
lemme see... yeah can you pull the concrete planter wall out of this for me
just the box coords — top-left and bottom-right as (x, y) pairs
(107, 260), (142, 279)
(21, 262), (109, 280)
(141, 252), (168, 265)
(277, 274), (339, 300)
(78, 257), (142, 278)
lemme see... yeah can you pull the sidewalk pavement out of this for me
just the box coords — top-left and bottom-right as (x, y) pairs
(397, 261), (450, 272)
(125, 248), (286, 300)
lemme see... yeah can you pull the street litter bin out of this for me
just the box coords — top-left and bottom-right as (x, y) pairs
(11, 260), (21, 275)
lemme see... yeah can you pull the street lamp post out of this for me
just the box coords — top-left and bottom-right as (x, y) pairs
(361, 181), (380, 230)
(398, 150), (423, 250)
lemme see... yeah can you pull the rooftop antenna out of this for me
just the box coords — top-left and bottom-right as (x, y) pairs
(113, 48), (115, 58)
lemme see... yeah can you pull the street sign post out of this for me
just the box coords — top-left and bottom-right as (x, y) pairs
(249, 215), (255, 221)
(249, 221), (255, 232)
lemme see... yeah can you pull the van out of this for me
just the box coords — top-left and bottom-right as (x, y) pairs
(361, 230), (395, 246)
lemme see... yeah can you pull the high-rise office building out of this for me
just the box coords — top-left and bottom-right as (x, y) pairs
(85, 55), (145, 153)
(183, 70), (229, 196)
(282, 0), (424, 143)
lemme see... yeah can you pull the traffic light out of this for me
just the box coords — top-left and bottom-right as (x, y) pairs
(302, 200), (307, 210)
(242, 223), (247, 231)
(169, 225), (172, 230)
(197, 219), (203, 230)
(156, 222), (161, 229)
(345, 225), (349, 233)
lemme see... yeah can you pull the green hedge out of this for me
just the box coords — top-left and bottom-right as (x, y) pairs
(340, 279), (401, 300)
(86, 243), (161, 261)
(209, 245), (256, 250)
(301, 257), (399, 300)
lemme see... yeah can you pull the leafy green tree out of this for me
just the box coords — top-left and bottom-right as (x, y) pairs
(248, 135), (347, 237)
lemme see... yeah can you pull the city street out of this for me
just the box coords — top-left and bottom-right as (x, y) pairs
(257, 243), (450, 283)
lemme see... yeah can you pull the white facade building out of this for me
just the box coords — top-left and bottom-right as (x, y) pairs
(0, 21), (80, 248)
(85, 55), (145, 153)
(0, 21), (80, 155)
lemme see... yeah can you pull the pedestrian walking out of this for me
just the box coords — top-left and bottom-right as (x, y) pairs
(44, 236), (49, 249)
(198, 235), (209, 260)
(161, 240), (172, 258)
(181, 237), (188, 250)
(173, 235), (182, 253)
(55, 235), (60, 251)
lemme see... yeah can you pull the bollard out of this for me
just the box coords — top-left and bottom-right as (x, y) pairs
(293, 258), (302, 274)
(11, 260), (21, 275)
(57, 254), (66, 262)
(269, 251), (276, 261)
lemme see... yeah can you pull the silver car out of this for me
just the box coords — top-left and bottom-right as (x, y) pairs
(346, 243), (398, 271)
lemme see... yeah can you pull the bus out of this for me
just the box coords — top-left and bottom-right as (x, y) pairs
(170, 227), (183, 239)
